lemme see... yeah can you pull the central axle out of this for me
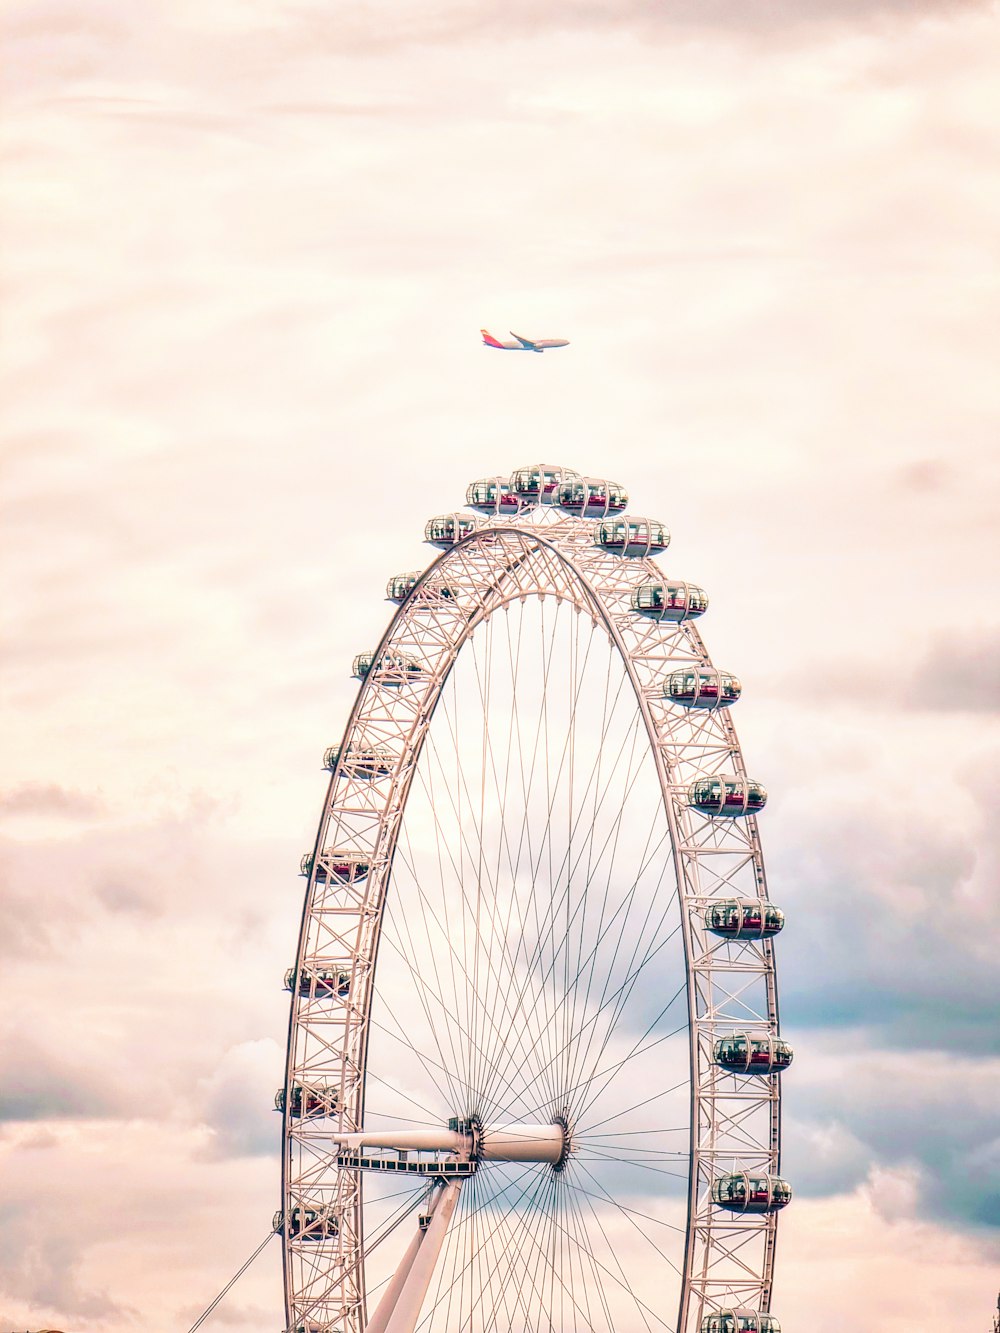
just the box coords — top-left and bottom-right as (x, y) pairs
(334, 1119), (568, 1166)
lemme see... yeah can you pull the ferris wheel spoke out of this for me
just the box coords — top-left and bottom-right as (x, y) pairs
(557, 1174), (665, 1333)
(499, 618), (649, 1115)
(573, 996), (690, 1128)
(560, 1179), (627, 1333)
(398, 741), (477, 1104)
(486, 919), (686, 1130)
(477, 695), (661, 1116)
(510, 899), (685, 1125)
(364, 1014), (483, 1120)
(417, 1166), (554, 1332)
(564, 1182), (617, 1333)
(397, 727), (562, 1110)
(564, 1182), (686, 1240)
(365, 1066), (458, 1130)
(417, 693), (557, 1106)
(416, 715), (492, 1094)
(480, 1173), (563, 1333)
(569, 1160), (688, 1269)
(574, 1148), (689, 1179)
(483, 912), (684, 1128)
(530, 1186), (602, 1333)
(374, 865), (485, 1112)
(568, 883), (693, 1119)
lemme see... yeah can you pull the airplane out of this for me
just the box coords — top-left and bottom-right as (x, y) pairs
(481, 329), (569, 353)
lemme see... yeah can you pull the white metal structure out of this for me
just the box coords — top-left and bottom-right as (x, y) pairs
(280, 466), (790, 1333)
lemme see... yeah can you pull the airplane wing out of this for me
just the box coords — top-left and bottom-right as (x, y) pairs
(509, 331), (538, 350)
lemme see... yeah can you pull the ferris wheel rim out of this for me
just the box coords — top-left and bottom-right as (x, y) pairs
(281, 512), (784, 1333)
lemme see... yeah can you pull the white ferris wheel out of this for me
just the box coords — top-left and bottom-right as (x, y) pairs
(277, 466), (792, 1333)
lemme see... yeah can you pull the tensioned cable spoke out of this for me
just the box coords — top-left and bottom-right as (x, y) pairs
(418, 1166), (555, 1331)
(557, 1171), (665, 1333)
(571, 1158), (689, 1267)
(477, 698), (668, 1117)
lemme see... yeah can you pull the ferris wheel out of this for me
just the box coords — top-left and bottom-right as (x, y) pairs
(277, 466), (792, 1333)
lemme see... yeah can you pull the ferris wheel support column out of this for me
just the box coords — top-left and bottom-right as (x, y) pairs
(366, 1179), (463, 1333)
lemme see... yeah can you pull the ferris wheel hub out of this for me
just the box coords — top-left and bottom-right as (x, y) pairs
(333, 1118), (571, 1168)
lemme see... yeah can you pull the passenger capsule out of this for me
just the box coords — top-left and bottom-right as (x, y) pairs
(509, 464), (581, 503)
(704, 899), (785, 940)
(300, 852), (369, 883)
(557, 477), (628, 518)
(424, 513), (477, 548)
(631, 582), (708, 622)
(713, 1033), (794, 1075)
(284, 966), (351, 999)
(386, 571), (456, 604)
(701, 1312), (781, 1333)
(352, 651), (422, 684)
(466, 476), (523, 515)
(688, 776), (767, 817)
(711, 1172), (791, 1214)
(275, 1084), (340, 1118)
(664, 668), (741, 709)
(595, 517), (669, 557)
(273, 1204), (339, 1240)
(322, 744), (393, 778)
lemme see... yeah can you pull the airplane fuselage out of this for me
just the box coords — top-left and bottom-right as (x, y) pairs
(481, 330), (569, 353)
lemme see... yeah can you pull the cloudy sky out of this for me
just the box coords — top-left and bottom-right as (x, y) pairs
(2, 0), (999, 1329)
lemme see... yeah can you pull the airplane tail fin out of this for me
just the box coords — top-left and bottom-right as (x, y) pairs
(481, 329), (505, 348)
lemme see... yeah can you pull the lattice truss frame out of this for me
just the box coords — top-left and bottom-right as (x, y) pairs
(281, 504), (782, 1333)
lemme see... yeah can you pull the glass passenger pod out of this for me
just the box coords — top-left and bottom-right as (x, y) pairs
(300, 851), (370, 883)
(275, 1083), (340, 1118)
(704, 898), (785, 940)
(386, 570), (457, 604)
(595, 518), (669, 557)
(713, 1032), (794, 1075)
(664, 668), (741, 709)
(424, 513), (477, 548)
(688, 775), (767, 817)
(631, 581), (708, 622)
(701, 1312), (781, 1333)
(509, 464), (582, 503)
(466, 476), (523, 515)
(284, 966), (351, 999)
(352, 651), (422, 684)
(557, 476), (628, 518)
(322, 744), (393, 778)
(711, 1172), (792, 1214)
(273, 1204), (339, 1240)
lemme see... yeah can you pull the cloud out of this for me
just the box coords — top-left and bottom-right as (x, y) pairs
(782, 1037), (1000, 1230)
(0, 1120), (281, 1331)
(0, 783), (105, 820)
(777, 1185), (998, 1331)
(197, 1039), (283, 1159)
(907, 627), (1000, 712)
(189, 0), (997, 54)
(0, 1034), (114, 1122)
(774, 794), (1000, 1054)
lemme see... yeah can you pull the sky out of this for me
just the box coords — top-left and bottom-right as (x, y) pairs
(1, 0), (999, 1330)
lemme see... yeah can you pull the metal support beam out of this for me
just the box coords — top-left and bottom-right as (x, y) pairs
(365, 1180), (462, 1333)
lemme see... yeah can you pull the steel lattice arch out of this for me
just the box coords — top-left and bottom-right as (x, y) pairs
(279, 466), (792, 1333)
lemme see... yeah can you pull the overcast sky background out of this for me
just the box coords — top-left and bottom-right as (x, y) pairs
(2, 1), (999, 1330)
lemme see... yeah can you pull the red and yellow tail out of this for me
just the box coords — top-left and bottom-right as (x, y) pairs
(481, 329), (504, 348)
